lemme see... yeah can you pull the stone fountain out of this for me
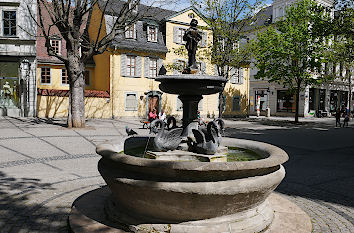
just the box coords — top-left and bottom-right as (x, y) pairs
(68, 20), (311, 233)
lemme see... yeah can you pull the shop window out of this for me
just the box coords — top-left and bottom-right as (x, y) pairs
(125, 93), (137, 111)
(61, 69), (69, 85)
(40, 67), (51, 84)
(277, 90), (295, 112)
(255, 90), (268, 111)
(3, 11), (16, 36)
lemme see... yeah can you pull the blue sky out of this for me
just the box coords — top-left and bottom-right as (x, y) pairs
(143, 0), (273, 13)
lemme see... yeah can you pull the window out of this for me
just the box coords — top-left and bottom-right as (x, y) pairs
(149, 58), (157, 78)
(177, 28), (186, 44)
(84, 70), (91, 86)
(3, 11), (16, 36)
(50, 39), (61, 55)
(232, 96), (241, 111)
(147, 26), (157, 42)
(127, 55), (136, 76)
(125, 93), (137, 111)
(40, 67), (51, 84)
(277, 90), (295, 112)
(61, 69), (69, 85)
(173, 60), (186, 74)
(125, 24), (136, 39)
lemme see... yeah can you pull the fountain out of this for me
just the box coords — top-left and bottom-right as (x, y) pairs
(68, 20), (310, 233)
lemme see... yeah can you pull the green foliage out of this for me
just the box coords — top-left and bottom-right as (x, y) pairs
(251, 0), (332, 121)
(192, 0), (263, 78)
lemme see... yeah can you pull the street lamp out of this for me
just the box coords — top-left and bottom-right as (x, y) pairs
(21, 59), (31, 116)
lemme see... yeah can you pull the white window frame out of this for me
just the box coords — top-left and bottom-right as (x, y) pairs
(40, 67), (51, 85)
(147, 25), (158, 42)
(149, 58), (158, 78)
(50, 39), (61, 55)
(61, 68), (69, 86)
(127, 55), (137, 77)
(84, 70), (91, 87)
(177, 28), (186, 44)
(125, 24), (136, 39)
(125, 92), (138, 111)
(2, 9), (17, 37)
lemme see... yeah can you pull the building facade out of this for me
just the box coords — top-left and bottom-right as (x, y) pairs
(249, 0), (353, 117)
(0, 0), (37, 117)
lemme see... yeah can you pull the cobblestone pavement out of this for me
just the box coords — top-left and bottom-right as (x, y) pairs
(0, 116), (353, 232)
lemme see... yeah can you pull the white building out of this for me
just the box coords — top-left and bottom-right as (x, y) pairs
(0, 0), (37, 117)
(249, 0), (353, 117)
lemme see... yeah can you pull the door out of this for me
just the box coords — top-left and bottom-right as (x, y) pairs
(148, 95), (159, 114)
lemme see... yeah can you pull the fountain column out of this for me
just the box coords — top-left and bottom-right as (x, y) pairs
(178, 95), (202, 127)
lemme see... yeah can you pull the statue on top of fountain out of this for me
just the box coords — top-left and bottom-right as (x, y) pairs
(183, 19), (202, 74)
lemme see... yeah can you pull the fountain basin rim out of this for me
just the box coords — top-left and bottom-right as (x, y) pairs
(156, 74), (227, 82)
(96, 137), (288, 172)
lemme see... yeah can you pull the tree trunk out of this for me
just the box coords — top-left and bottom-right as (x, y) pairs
(67, 89), (72, 128)
(67, 55), (86, 128)
(295, 82), (301, 123)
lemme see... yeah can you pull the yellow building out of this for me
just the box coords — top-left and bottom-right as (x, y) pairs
(37, 1), (250, 119)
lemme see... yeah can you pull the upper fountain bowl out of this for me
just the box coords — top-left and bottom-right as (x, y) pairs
(156, 74), (227, 96)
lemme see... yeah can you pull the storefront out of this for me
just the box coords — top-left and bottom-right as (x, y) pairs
(277, 90), (295, 113)
(330, 90), (348, 112)
(308, 88), (326, 112)
(0, 58), (36, 117)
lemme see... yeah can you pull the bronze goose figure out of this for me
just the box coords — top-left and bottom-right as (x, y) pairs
(190, 121), (219, 155)
(151, 119), (183, 152)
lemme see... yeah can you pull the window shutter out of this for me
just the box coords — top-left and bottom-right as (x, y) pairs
(201, 32), (207, 47)
(240, 68), (244, 84)
(136, 56), (142, 77)
(121, 54), (127, 76)
(201, 61), (206, 73)
(173, 27), (179, 43)
(214, 65), (219, 76)
(158, 58), (163, 74)
(198, 99), (203, 111)
(144, 57), (149, 78)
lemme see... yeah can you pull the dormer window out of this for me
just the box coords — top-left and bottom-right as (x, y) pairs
(125, 24), (136, 39)
(50, 39), (61, 55)
(147, 26), (157, 42)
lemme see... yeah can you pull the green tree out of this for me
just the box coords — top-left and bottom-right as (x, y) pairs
(252, 0), (332, 122)
(192, 0), (263, 118)
(328, 6), (353, 117)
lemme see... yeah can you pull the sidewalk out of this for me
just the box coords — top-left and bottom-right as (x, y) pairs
(0, 116), (353, 232)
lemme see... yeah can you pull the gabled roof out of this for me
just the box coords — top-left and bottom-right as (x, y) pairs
(164, 6), (209, 25)
(98, 0), (176, 22)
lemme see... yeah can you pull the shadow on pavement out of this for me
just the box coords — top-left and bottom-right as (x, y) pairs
(0, 171), (69, 232)
(225, 125), (354, 209)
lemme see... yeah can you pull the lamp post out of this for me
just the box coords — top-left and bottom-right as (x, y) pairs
(21, 59), (31, 117)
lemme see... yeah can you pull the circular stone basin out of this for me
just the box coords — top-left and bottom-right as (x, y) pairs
(96, 137), (288, 233)
(156, 74), (227, 95)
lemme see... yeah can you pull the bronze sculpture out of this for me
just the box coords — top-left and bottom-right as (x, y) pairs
(183, 19), (202, 74)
